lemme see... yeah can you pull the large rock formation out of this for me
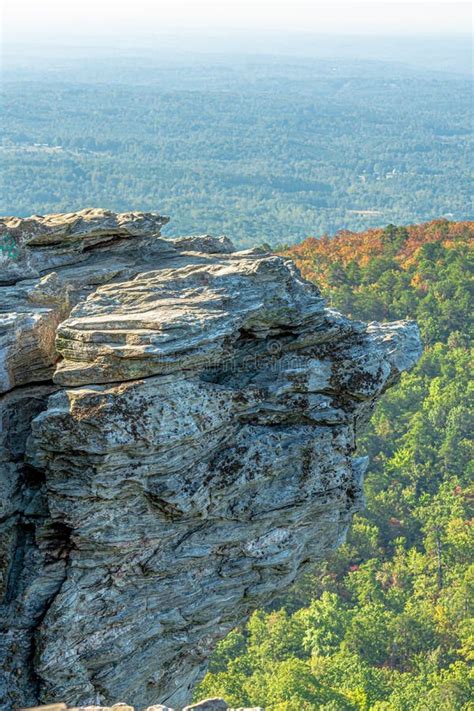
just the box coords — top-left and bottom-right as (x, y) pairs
(16, 699), (260, 711)
(0, 210), (422, 710)
(15, 699), (261, 711)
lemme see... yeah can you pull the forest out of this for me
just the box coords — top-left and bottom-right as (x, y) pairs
(1, 55), (472, 245)
(2, 45), (472, 709)
(196, 220), (474, 709)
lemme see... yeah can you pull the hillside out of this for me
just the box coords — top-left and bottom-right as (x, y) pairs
(197, 220), (474, 709)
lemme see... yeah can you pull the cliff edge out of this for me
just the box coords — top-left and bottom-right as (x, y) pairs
(0, 210), (422, 708)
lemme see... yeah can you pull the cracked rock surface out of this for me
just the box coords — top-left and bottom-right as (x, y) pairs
(0, 210), (422, 709)
(15, 698), (261, 710)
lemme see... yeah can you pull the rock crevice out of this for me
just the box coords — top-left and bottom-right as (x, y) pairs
(0, 210), (422, 709)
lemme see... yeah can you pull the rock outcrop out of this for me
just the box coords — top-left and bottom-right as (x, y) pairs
(16, 698), (261, 711)
(0, 210), (422, 710)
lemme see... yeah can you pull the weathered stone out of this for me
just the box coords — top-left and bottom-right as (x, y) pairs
(0, 209), (170, 284)
(171, 235), (235, 254)
(52, 255), (329, 386)
(17, 703), (263, 711)
(182, 699), (227, 711)
(69, 706), (134, 711)
(0, 210), (422, 710)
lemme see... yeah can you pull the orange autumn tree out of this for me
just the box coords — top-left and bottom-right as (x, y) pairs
(280, 219), (473, 287)
(278, 220), (473, 341)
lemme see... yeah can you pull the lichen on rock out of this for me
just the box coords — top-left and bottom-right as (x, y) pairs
(0, 210), (422, 709)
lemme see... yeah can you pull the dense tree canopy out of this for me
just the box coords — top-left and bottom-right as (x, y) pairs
(1, 58), (472, 245)
(196, 220), (474, 709)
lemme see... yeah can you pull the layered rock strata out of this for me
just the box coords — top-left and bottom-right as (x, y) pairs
(17, 698), (260, 711)
(17, 705), (136, 711)
(0, 210), (422, 710)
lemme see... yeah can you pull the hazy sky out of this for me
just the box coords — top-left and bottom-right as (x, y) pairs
(2, 0), (472, 42)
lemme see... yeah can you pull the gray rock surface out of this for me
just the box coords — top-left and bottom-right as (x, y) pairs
(182, 700), (228, 711)
(16, 700), (259, 710)
(0, 210), (422, 710)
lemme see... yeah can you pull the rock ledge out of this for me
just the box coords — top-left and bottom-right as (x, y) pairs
(0, 210), (422, 709)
